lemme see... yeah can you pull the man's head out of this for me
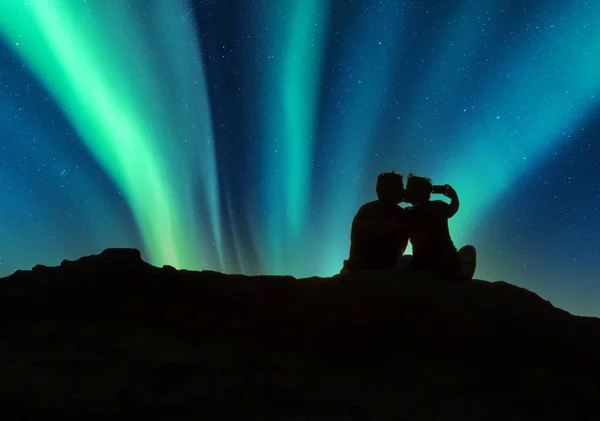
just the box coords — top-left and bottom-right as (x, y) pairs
(404, 173), (432, 205)
(376, 170), (404, 204)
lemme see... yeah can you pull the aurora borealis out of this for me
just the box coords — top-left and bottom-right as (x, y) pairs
(1, 0), (599, 316)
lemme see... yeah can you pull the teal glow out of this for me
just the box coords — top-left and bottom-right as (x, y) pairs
(260, 1), (330, 276)
(282, 1), (329, 236)
(0, 0), (223, 270)
(433, 6), (600, 279)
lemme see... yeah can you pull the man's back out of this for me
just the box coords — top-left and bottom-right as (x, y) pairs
(347, 200), (408, 271)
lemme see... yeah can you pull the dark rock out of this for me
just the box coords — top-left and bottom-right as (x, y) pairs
(0, 249), (598, 420)
(100, 247), (142, 260)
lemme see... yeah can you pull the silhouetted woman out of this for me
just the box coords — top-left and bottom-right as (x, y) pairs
(404, 173), (476, 281)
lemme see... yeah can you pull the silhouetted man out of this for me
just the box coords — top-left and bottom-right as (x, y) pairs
(341, 171), (409, 273)
(404, 173), (476, 281)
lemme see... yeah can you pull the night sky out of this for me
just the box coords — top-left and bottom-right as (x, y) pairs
(1, 1), (599, 316)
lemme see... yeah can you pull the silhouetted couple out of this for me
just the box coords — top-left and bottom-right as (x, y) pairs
(341, 171), (476, 281)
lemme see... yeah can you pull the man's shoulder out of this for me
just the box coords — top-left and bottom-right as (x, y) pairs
(356, 200), (380, 217)
(358, 200), (379, 211)
(357, 200), (404, 217)
(361, 200), (380, 208)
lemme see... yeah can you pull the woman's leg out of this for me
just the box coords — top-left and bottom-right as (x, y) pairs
(457, 245), (477, 279)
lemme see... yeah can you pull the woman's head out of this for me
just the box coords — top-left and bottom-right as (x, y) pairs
(404, 173), (432, 204)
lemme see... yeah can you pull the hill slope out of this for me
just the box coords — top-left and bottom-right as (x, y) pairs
(1, 248), (599, 420)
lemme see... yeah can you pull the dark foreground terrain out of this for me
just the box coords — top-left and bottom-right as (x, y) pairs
(1, 248), (599, 420)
